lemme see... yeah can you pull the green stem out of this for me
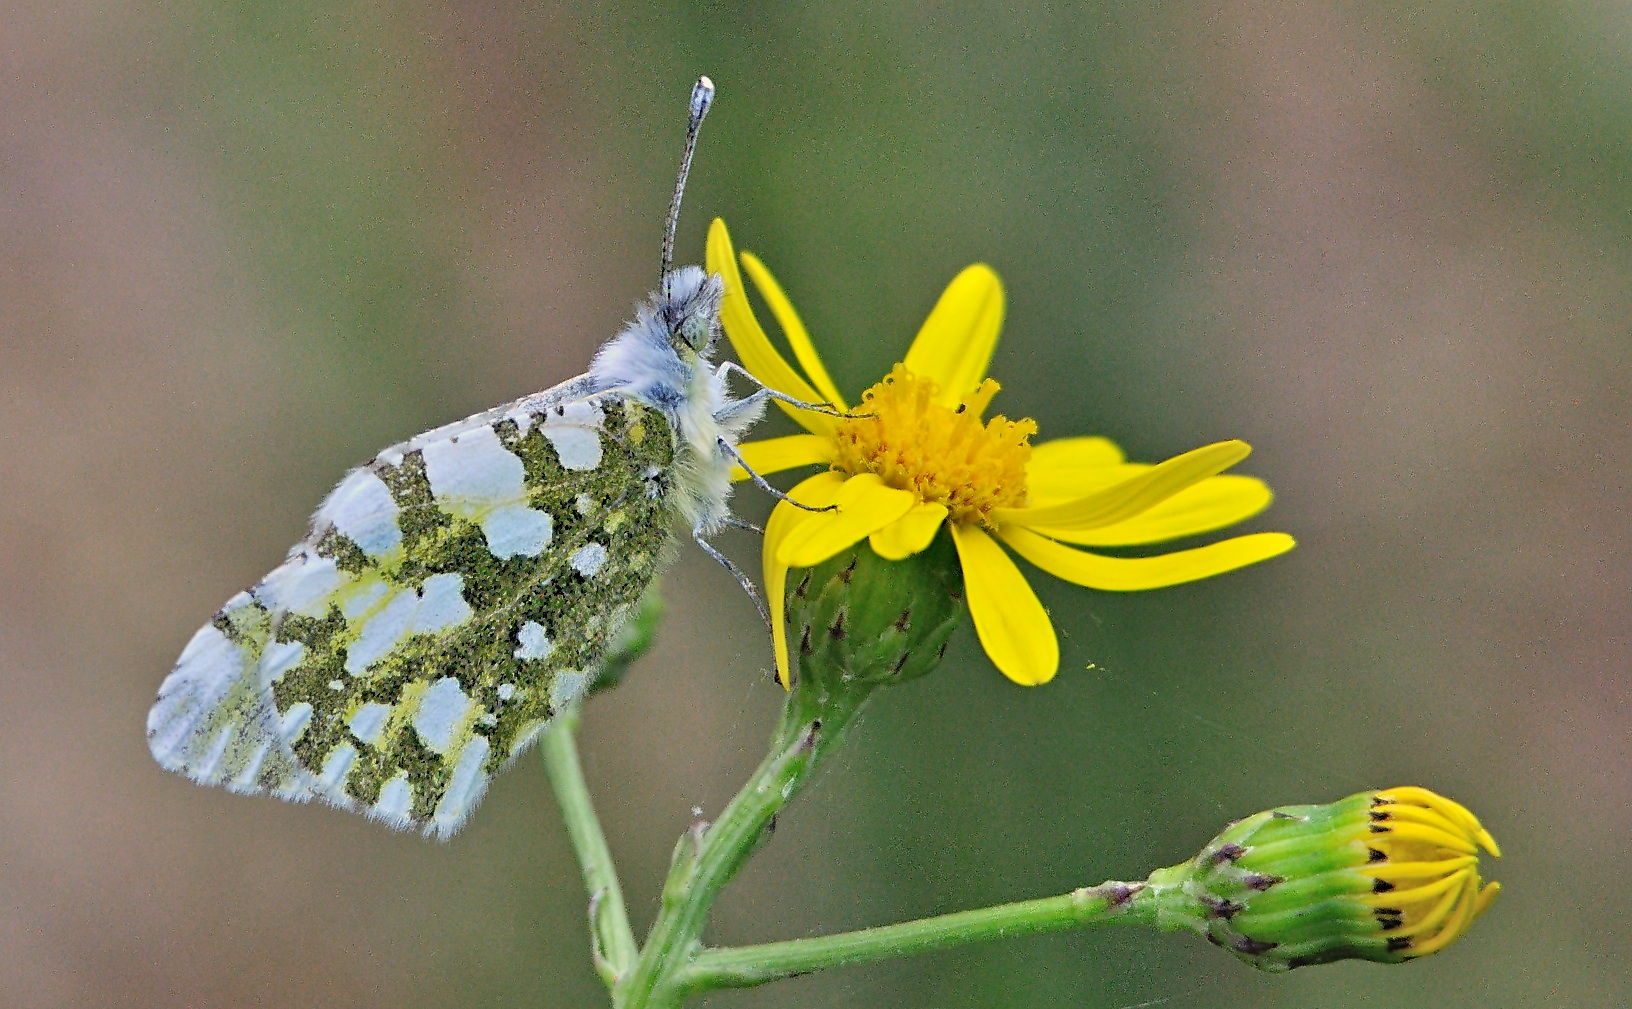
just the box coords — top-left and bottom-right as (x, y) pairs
(540, 704), (639, 989)
(674, 881), (1155, 992)
(615, 683), (873, 1009)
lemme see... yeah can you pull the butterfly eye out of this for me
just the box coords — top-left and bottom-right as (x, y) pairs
(677, 310), (715, 353)
(659, 268), (722, 354)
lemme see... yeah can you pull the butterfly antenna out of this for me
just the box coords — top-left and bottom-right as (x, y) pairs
(661, 75), (715, 300)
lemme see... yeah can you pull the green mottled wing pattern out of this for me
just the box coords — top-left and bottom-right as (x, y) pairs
(148, 391), (675, 838)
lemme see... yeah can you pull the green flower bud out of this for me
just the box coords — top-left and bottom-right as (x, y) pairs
(1147, 787), (1500, 971)
(786, 527), (966, 693)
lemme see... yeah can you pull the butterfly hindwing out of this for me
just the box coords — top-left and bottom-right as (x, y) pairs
(149, 391), (676, 837)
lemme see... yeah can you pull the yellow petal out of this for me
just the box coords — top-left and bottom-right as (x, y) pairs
(763, 500), (801, 689)
(1028, 475), (1273, 546)
(777, 474), (918, 568)
(1026, 437), (1133, 503)
(992, 440), (1251, 531)
(949, 523), (1058, 685)
(731, 434), (833, 482)
(997, 525), (1295, 591)
(1378, 787), (1501, 857)
(1408, 875), (1481, 956)
(901, 264), (1004, 405)
(740, 251), (847, 411)
(868, 502), (949, 560)
(706, 219), (833, 435)
(763, 473), (848, 688)
(1030, 435), (1126, 471)
(1028, 462), (1151, 506)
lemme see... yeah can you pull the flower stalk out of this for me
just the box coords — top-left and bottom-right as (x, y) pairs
(612, 657), (876, 1009)
(545, 536), (971, 1008)
(674, 881), (1154, 992)
(547, 717), (1502, 1006)
(540, 704), (638, 986)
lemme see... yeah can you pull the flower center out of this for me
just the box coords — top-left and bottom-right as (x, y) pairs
(832, 364), (1035, 525)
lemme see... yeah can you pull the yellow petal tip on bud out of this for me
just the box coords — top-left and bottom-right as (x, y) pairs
(1147, 787), (1500, 972)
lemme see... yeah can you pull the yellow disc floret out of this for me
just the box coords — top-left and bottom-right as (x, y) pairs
(832, 364), (1035, 526)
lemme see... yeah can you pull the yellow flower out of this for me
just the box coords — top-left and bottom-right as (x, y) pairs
(707, 219), (1295, 688)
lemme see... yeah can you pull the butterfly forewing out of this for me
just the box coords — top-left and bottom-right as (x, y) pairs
(149, 390), (676, 837)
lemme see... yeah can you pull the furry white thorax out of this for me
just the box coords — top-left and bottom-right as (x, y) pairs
(588, 266), (765, 536)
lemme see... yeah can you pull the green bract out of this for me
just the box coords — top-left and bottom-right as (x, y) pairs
(785, 529), (967, 691)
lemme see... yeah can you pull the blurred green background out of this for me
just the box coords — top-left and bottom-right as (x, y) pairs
(3, 3), (1627, 1006)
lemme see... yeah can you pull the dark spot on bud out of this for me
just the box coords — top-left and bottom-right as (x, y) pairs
(1270, 811), (1299, 820)
(766, 815), (778, 836)
(828, 612), (846, 640)
(1372, 878), (1396, 893)
(935, 641), (948, 660)
(1208, 843), (1247, 866)
(1372, 907), (1403, 918)
(947, 587), (963, 603)
(794, 572), (812, 600)
(891, 651), (910, 675)
(1081, 881), (1142, 908)
(1233, 935), (1278, 955)
(894, 609), (911, 632)
(1205, 932), (1224, 947)
(1387, 936), (1412, 952)
(554, 404), (566, 416)
(1368, 847), (1387, 862)
(838, 558), (857, 583)
(1244, 873), (1281, 891)
(955, 403), (967, 414)
(1201, 896), (1242, 920)
(1286, 956), (1316, 970)
(799, 624), (813, 656)
(1369, 823), (1391, 833)
(1377, 916), (1404, 932)
(796, 719), (822, 753)
(1369, 809), (1390, 822)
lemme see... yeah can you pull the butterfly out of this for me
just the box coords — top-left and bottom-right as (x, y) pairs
(147, 77), (792, 839)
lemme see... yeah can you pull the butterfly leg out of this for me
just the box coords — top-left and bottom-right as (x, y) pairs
(693, 530), (771, 629)
(717, 436), (835, 513)
(720, 514), (764, 535)
(716, 361), (862, 418)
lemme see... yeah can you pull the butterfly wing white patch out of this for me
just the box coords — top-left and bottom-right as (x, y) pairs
(149, 383), (679, 838)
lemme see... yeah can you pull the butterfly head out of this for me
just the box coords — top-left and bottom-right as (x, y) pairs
(658, 264), (723, 357)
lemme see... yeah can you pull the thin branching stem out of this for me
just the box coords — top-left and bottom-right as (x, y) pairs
(541, 705), (639, 988)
